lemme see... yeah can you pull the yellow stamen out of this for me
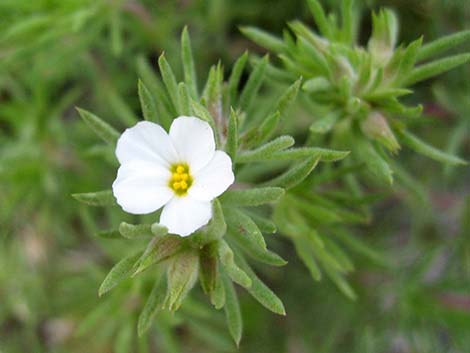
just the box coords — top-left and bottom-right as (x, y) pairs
(169, 163), (193, 195)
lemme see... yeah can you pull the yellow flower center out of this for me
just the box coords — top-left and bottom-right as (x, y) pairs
(169, 163), (193, 195)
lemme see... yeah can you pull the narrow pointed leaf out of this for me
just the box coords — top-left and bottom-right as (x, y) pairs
(235, 253), (286, 315)
(138, 79), (158, 122)
(138, 277), (167, 336)
(265, 156), (320, 189)
(228, 52), (248, 106)
(226, 108), (239, 160)
(405, 53), (470, 86)
(158, 54), (179, 111)
(397, 129), (467, 165)
(293, 235), (322, 281)
(306, 0), (332, 38)
(72, 190), (116, 206)
(181, 26), (198, 97)
(76, 108), (119, 145)
(199, 243), (218, 295)
(220, 187), (284, 206)
(418, 30), (470, 61)
(222, 272), (243, 346)
(133, 236), (184, 276)
(237, 135), (294, 163)
(218, 240), (252, 288)
(177, 82), (192, 116)
(239, 55), (268, 112)
(248, 213), (277, 234)
(240, 26), (286, 52)
(354, 139), (393, 185)
(164, 250), (199, 311)
(270, 147), (349, 162)
(119, 222), (165, 239)
(310, 112), (340, 134)
(99, 252), (141, 296)
(96, 229), (121, 239)
(225, 209), (286, 266)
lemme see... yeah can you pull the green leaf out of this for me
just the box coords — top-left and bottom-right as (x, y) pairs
(96, 229), (121, 239)
(98, 252), (141, 296)
(267, 147), (349, 162)
(178, 82), (192, 116)
(248, 213), (277, 234)
(396, 37), (422, 78)
(138, 79), (158, 122)
(225, 108), (239, 160)
(222, 272), (243, 346)
(110, 12), (123, 56)
(114, 323), (133, 353)
(396, 129), (467, 165)
(228, 52), (248, 106)
(225, 208), (287, 266)
(306, 0), (332, 38)
(138, 277), (167, 337)
(265, 156), (320, 189)
(256, 77), (301, 144)
(220, 187), (284, 206)
(340, 0), (354, 44)
(405, 53), (470, 86)
(105, 90), (138, 125)
(217, 240), (252, 288)
(310, 111), (340, 134)
(240, 26), (286, 52)
(72, 190), (116, 207)
(76, 108), (119, 145)
(211, 269), (226, 309)
(239, 55), (268, 113)
(236, 135), (294, 163)
(418, 30), (470, 61)
(151, 223), (170, 237)
(235, 253), (286, 315)
(202, 63), (223, 113)
(354, 138), (393, 185)
(136, 56), (174, 127)
(181, 26), (198, 98)
(303, 77), (332, 93)
(199, 243), (218, 295)
(191, 100), (217, 134)
(133, 236), (184, 276)
(333, 229), (387, 267)
(292, 235), (322, 281)
(76, 299), (114, 336)
(158, 53), (179, 112)
(119, 222), (167, 239)
(324, 266), (357, 300)
(203, 199), (227, 243)
(164, 249), (199, 311)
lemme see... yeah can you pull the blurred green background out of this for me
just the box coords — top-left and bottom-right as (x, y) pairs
(0, 0), (469, 352)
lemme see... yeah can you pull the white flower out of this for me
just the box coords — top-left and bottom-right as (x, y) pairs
(112, 116), (235, 236)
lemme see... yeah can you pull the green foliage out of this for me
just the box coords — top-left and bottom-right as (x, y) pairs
(243, 0), (469, 182)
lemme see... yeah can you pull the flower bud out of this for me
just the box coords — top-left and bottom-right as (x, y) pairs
(368, 9), (398, 64)
(361, 111), (400, 153)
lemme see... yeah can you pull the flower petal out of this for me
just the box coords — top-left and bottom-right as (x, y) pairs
(160, 196), (212, 236)
(116, 121), (178, 167)
(188, 151), (234, 201)
(112, 160), (173, 214)
(169, 116), (215, 172)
